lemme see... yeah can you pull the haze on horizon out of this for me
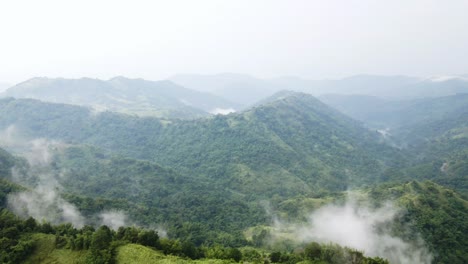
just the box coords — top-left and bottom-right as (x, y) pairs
(1, 0), (468, 84)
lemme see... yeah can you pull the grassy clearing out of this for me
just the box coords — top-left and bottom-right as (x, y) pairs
(116, 244), (234, 264)
(23, 233), (88, 264)
(22, 236), (234, 264)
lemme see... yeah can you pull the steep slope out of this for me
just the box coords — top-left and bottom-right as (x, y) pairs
(2, 137), (466, 262)
(1, 77), (239, 119)
(0, 142), (265, 245)
(142, 92), (397, 196)
(0, 94), (405, 198)
(319, 93), (468, 196)
(0, 147), (24, 208)
(271, 181), (468, 264)
(390, 94), (468, 145)
(319, 93), (468, 134)
(369, 181), (468, 264)
(0, 147), (15, 177)
(318, 94), (413, 129)
(55, 146), (266, 243)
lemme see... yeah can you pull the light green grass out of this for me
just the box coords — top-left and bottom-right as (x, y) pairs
(23, 233), (88, 264)
(116, 244), (234, 264)
(23, 235), (233, 264)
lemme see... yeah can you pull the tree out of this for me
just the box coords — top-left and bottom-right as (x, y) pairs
(23, 217), (37, 232)
(228, 247), (242, 262)
(90, 226), (112, 251)
(88, 225), (113, 264)
(181, 241), (198, 259)
(304, 242), (322, 260)
(270, 251), (281, 263)
(137, 229), (159, 248)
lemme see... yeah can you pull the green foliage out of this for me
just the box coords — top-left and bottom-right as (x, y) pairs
(0, 209), (36, 263)
(304, 242), (322, 260)
(47, 146), (267, 246)
(369, 181), (468, 264)
(0, 96), (407, 245)
(0, 148), (25, 208)
(302, 242), (389, 264)
(0, 147), (15, 177)
(0, 96), (405, 197)
(0, 93), (467, 263)
(0, 207), (394, 263)
(87, 225), (113, 264)
(0, 178), (25, 208)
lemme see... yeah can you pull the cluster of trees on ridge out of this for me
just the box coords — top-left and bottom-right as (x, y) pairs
(0, 208), (389, 264)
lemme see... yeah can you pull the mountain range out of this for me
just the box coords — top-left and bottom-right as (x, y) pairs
(0, 74), (467, 263)
(1, 77), (239, 119)
(171, 73), (468, 105)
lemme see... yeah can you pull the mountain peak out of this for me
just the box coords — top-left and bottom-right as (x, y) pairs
(252, 90), (319, 108)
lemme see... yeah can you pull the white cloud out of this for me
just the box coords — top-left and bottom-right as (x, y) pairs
(210, 108), (236, 115)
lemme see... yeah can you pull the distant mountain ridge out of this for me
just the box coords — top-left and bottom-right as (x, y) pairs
(4, 74), (468, 116)
(1, 76), (239, 119)
(319, 93), (468, 135)
(171, 73), (468, 105)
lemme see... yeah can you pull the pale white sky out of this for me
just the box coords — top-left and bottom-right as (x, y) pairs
(1, 0), (467, 84)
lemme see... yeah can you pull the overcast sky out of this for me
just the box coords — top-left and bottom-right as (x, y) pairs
(1, 0), (467, 84)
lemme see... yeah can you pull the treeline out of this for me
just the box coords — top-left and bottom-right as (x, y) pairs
(1, 208), (388, 264)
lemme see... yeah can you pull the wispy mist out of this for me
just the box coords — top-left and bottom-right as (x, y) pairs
(268, 198), (432, 264)
(1, 126), (85, 227)
(209, 108), (236, 115)
(99, 210), (128, 230)
(8, 184), (86, 228)
(0, 126), (132, 230)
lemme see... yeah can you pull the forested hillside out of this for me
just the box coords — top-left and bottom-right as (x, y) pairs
(319, 93), (468, 140)
(3, 0), (468, 262)
(0, 93), (406, 196)
(320, 93), (468, 197)
(0, 90), (467, 263)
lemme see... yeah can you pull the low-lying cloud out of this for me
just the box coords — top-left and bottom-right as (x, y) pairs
(210, 107), (236, 115)
(269, 199), (432, 264)
(99, 210), (128, 230)
(1, 125), (132, 230)
(8, 184), (86, 228)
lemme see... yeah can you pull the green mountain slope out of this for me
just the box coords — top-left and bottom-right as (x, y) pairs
(0, 85), (466, 263)
(0, 147), (25, 208)
(55, 146), (266, 244)
(320, 93), (468, 148)
(2, 141), (466, 262)
(369, 181), (468, 264)
(319, 93), (468, 196)
(320, 94), (468, 130)
(271, 181), (468, 264)
(0, 94), (405, 197)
